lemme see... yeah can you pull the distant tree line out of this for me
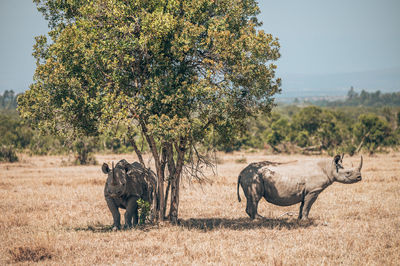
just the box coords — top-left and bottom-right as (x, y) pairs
(313, 87), (400, 107)
(0, 90), (399, 162)
(0, 90), (19, 110)
(232, 105), (399, 155)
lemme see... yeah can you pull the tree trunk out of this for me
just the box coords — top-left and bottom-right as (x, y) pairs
(161, 146), (169, 219)
(169, 173), (180, 224)
(163, 179), (171, 219)
(128, 135), (145, 167)
(169, 140), (186, 224)
(164, 143), (176, 220)
(140, 121), (165, 221)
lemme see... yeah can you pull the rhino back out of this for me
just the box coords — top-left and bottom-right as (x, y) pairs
(128, 162), (156, 202)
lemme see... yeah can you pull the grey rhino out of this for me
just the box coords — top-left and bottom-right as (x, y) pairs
(237, 155), (363, 220)
(102, 159), (156, 229)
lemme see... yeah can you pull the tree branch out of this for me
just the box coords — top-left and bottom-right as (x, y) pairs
(127, 129), (145, 167)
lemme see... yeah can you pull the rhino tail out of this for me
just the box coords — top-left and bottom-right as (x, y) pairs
(237, 175), (241, 202)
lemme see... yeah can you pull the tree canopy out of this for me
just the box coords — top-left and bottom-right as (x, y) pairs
(18, 0), (281, 223)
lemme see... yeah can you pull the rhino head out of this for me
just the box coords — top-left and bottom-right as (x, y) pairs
(330, 154), (363, 184)
(102, 161), (128, 198)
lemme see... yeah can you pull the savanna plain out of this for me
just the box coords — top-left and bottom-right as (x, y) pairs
(0, 151), (399, 265)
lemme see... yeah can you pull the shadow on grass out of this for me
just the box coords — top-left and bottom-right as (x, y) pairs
(71, 217), (315, 233)
(72, 224), (114, 233)
(178, 217), (315, 231)
(72, 223), (157, 233)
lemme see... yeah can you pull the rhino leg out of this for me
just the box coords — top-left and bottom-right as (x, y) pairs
(124, 196), (139, 228)
(106, 197), (121, 230)
(239, 174), (264, 220)
(298, 200), (305, 220)
(300, 192), (320, 220)
(245, 198), (257, 219)
(244, 190), (263, 220)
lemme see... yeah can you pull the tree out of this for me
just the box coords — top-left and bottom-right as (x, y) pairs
(347, 86), (357, 100)
(18, 0), (281, 223)
(290, 106), (342, 150)
(0, 90), (19, 110)
(291, 106), (323, 135)
(265, 115), (290, 152)
(354, 113), (392, 153)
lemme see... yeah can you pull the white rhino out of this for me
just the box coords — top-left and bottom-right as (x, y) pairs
(237, 155), (363, 220)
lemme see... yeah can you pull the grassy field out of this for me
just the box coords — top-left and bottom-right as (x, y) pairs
(0, 151), (399, 265)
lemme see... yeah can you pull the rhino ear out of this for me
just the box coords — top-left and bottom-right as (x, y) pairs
(124, 166), (130, 173)
(333, 155), (341, 165)
(102, 163), (110, 174)
(333, 155), (342, 173)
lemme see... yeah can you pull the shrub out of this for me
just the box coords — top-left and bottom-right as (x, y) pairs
(354, 113), (393, 153)
(73, 137), (97, 165)
(0, 145), (18, 162)
(137, 198), (151, 225)
(29, 134), (65, 155)
(294, 130), (310, 148)
(235, 157), (247, 164)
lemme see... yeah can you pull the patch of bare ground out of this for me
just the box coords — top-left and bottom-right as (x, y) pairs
(0, 152), (399, 264)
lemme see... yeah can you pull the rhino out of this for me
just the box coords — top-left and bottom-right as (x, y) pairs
(237, 155), (363, 220)
(102, 159), (156, 229)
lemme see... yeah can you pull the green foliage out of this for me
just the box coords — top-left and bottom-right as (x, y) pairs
(266, 117), (290, 146)
(137, 198), (151, 225)
(397, 112), (400, 129)
(19, 1), (281, 221)
(29, 134), (65, 155)
(235, 105), (399, 154)
(0, 145), (18, 162)
(289, 106), (342, 150)
(354, 113), (393, 153)
(0, 113), (33, 149)
(73, 137), (97, 165)
(19, 0), (281, 150)
(294, 130), (310, 148)
(291, 106), (323, 134)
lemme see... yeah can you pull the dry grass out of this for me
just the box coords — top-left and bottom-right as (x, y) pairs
(0, 152), (399, 265)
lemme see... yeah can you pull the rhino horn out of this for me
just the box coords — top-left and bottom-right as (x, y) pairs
(358, 156), (363, 171)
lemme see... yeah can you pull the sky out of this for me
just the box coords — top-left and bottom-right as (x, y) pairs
(0, 0), (399, 96)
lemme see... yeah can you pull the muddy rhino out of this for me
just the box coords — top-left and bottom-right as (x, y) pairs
(102, 159), (156, 229)
(237, 155), (363, 220)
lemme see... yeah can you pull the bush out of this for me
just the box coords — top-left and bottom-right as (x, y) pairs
(0, 113), (33, 149)
(0, 145), (18, 162)
(354, 113), (393, 153)
(137, 198), (151, 225)
(294, 130), (310, 148)
(29, 134), (65, 155)
(235, 157), (247, 164)
(73, 137), (97, 165)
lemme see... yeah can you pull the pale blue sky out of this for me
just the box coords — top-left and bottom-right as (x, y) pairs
(1, 0), (399, 95)
(259, 0), (400, 74)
